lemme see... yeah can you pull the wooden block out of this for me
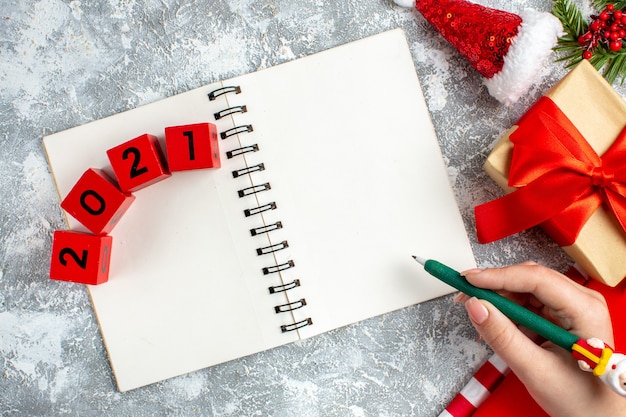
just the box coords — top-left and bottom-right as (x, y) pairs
(165, 123), (220, 171)
(61, 168), (135, 235)
(107, 133), (171, 192)
(50, 230), (112, 285)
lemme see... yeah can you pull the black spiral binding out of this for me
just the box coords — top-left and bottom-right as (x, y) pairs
(269, 279), (300, 294)
(257, 241), (289, 256)
(209, 85), (312, 334)
(226, 144), (258, 159)
(281, 318), (313, 333)
(233, 163), (265, 178)
(238, 183), (271, 198)
(250, 221), (282, 236)
(274, 299), (306, 313)
(221, 125), (253, 139)
(262, 261), (295, 275)
(214, 105), (247, 120)
(208, 85), (241, 101)
(244, 202), (277, 217)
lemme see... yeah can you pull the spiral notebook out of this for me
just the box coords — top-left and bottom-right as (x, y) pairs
(43, 29), (475, 392)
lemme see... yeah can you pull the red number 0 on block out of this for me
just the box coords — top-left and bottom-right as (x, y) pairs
(60, 168), (135, 235)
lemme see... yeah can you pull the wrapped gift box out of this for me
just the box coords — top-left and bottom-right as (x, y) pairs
(478, 60), (626, 287)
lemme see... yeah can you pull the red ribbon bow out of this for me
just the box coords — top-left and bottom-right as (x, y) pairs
(475, 96), (626, 246)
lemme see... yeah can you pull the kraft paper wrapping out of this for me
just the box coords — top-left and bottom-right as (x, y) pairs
(483, 60), (626, 287)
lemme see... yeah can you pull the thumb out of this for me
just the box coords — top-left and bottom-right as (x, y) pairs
(464, 297), (553, 379)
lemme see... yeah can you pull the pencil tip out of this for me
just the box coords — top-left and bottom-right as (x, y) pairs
(412, 255), (426, 265)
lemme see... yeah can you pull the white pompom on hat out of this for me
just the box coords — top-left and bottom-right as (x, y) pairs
(394, 0), (563, 105)
(393, 0), (415, 7)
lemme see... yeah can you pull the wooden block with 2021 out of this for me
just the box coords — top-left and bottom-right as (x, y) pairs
(106, 133), (171, 192)
(165, 122), (220, 171)
(50, 230), (113, 285)
(60, 168), (135, 235)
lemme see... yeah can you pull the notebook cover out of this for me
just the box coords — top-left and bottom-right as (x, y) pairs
(43, 29), (476, 391)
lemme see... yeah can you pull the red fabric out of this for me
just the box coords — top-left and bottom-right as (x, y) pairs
(475, 96), (626, 245)
(416, 0), (521, 78)
(472, 373), (547, 417)
(447, 393), (476, 417)
(472, 268), (626, 417)
(591, 282), (626, 348)
(441, 356), (508, 417)
(474, 361), (505, 392)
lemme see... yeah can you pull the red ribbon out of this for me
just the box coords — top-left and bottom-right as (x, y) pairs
(475, 96), (626, 245)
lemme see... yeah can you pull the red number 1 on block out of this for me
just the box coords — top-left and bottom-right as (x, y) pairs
(165, 123), (220, 171)
(50, 230), (112, 285)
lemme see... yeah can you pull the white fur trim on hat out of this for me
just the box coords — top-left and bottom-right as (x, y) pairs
(393, 0), (415, 8)
(483, 9), (563, 106)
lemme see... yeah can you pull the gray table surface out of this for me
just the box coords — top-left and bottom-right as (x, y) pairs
(1, 0), (615, 415)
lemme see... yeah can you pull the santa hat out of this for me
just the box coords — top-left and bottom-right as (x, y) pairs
(394, 0), (563, 105)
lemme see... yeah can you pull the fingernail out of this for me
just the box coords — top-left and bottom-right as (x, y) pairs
(453, 293), (468, 304)
(460, 268), (484, 276)
(465, 297), (489, 325)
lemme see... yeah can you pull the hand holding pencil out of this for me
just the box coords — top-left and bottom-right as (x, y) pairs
(414, 258), (626, 416)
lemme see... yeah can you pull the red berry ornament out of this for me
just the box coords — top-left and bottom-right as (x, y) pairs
(579, 4), (625, 59)
(590, 20), (602, 31)
(610, 40), (623, 51)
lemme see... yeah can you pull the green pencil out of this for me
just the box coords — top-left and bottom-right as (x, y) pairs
(412, 256), (579, 350)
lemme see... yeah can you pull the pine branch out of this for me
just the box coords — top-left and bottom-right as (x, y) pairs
(553, 0), (587, 35)
(593, 0), (626, 11)
(604, 51), (626, 84)
(552, 0), (588, 68)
